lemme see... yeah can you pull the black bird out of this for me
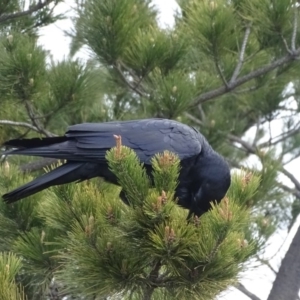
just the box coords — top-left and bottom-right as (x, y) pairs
(2, 119), (231, 217)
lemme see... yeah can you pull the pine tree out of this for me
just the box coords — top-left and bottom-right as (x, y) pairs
(1, 0), (300, 299)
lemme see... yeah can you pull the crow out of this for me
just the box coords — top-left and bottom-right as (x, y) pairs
(1, 119), (231, 217)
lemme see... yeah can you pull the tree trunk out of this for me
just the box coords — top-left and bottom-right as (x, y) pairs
(267, 225), (300, 300)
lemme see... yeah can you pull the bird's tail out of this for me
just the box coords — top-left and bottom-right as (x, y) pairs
(2, 163), (84, 204)
(2, 136), (68, 159)
(3, 136), (66, 149)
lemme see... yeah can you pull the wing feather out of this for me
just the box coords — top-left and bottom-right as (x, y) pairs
(66, 119), (202, 163)
(4, 119), (203, 164)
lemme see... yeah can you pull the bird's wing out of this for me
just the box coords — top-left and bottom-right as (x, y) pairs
(4, 119), (202, 163)
(65, 119), (202, 163)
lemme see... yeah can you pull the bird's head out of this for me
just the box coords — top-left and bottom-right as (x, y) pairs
(187, 156), (231, 219)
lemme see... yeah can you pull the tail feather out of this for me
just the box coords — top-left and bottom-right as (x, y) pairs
(2, 137), (71, 160)
(3, 147), (70, 159)
(3, 136), (66, 149)
(2, 163), (84, 204)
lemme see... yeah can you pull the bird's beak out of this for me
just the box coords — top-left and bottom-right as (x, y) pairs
(187, 187), (203, 221)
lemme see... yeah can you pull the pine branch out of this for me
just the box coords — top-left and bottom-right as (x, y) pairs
(227, 133), (300, 198)
(207, 234), (226, 262)
(0, 119), (47, 134)
(183, 112), (204, 126)
(24, 100), (56, 137)
(258, 122), (300, 148)
(283, 152), (300, 166)
(255, 255), (277, 275)
(235, 282), (261, 300)
(230, 23), (252, 83)
(280, 168), (300, 191)
(119, 61), (147, 89)
(277, 182), (300, 199)
(114, 63), (145, 97)
(291, 7), (298, 52)
(0, 0), (55, 24)
(143, 261), (161, 300)
(143, 289), (154, 300)
(190, 48), (300, 107)
(198, 104), (206, 122)
(227, 133), (256, 153)
(252, 117), (262, 147)
(235, 282), (260, 300)
(281, 34), (292, 54)
(262, 220), (298, 263)
(214, 59), (228, 87)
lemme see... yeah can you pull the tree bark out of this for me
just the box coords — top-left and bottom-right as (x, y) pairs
(267, 225), (300, 300)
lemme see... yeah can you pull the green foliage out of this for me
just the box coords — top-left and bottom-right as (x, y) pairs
(106, 141), (150, 206)
(53, 147), (257, 300)
(72, 0), (157, 65)
(0, 36), (106, 141)
(0, 32), (47, 101)
(243, 0), (294, 50)
(12, 227), (58, 298)
(1, 0), (300, 298)
(43, 59), (103, 128)
(0, 252), (26, 300)
(0, 0), (64, 35)
(184, 0), (239, 58)
(123, 27), (188, 76)
(148, 69), (198, 118)
(151, 151), (180, 194)
(0, 148), (259, 300)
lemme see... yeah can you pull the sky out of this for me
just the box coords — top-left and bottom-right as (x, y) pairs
(37, 1), (300, 299)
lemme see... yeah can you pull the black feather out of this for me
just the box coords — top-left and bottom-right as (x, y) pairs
(2, 119), (231, 216)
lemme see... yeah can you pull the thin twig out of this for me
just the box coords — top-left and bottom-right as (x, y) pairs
(261, 218), (296, 261)
(291, 7), (298, 52)
(214, 59), (228, 87)
(143, 261), (161, 300)
(230, 24), (252, 83)
(255, 255), (277, 275)
(278, 182), (300, 199)
(252, 117), (261, 147)
(281, 34), (292, 54)
(235, 282), (261, 300)
(227, 133), (257, 153)
(0, 0), (55, 24)
(24, 100), (55, 137)
(119, 61), (148, 92)
(190, 48), (300, 107)
(229, 158), (300, 201)
(184, 112), (204, 126)
(227, 133), (300, 196)
(280, 168), (300, 191)
(198, 104), (206, 122)
(283, 151), (300, 166)
(268, 119), (272, 147)
(258, 123), (300, 148)
(114, 63), (145, 97)
(0, 119), (45, 134)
